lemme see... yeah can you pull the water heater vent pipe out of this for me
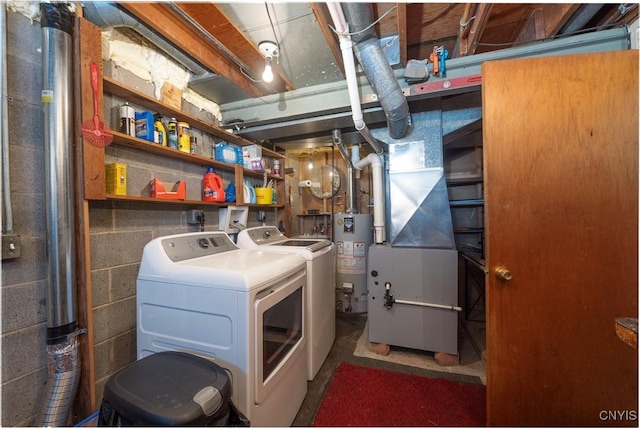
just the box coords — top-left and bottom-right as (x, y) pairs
(355, 153), (384, 243)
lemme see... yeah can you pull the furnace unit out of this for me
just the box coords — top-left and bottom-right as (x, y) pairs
(367, 108), (460, 355)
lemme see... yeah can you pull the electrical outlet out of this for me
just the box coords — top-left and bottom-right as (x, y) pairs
(2, 234), (21, 260)
(187, 210), (204, 225)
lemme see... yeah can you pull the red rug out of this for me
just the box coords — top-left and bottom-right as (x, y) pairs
(313, 362), (486, 427)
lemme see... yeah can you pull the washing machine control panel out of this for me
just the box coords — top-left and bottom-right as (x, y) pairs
(161, 233), (237, 262)
(246, 226), (287, 245)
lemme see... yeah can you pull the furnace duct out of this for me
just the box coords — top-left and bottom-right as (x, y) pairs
(37, 3), (81, 426)
(341, 3), (411, 140)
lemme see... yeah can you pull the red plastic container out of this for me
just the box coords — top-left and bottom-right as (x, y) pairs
(202, 167), (225, 202)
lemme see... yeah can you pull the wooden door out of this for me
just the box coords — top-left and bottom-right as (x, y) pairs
(483, 50), (638, 426)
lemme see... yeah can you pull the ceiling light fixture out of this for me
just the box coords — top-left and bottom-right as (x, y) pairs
(258, 41), (278, 83)
(308, 150), (314, 170)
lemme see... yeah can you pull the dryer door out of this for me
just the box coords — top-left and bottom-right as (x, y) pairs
(254, 269), (306, 404)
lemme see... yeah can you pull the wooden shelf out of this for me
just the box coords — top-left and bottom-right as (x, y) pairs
(110, 130), (283, 181)
(103, 76), (284, 159)
(103, 77), (283, 208)
(110, 130), (236, 171)
(106, 194), (283, 208)
(106, 194), (228, 205)
(297, 213), (332, 216)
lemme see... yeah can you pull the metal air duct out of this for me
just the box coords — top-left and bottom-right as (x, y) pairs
(37, 3), (81, 426)
(341, 3), (410, 140)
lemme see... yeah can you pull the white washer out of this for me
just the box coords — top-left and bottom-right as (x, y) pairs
(136, 232), (308, 427)
(237, 226), (335, 380)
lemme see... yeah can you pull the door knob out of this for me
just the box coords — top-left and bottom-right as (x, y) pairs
(494, 267), (513, 281)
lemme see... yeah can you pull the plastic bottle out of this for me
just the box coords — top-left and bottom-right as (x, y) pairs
(154, 114), (167, 146)
(202, 167), (225, 202)
(119, 102), (135, 136)
(178, 121), (191, 153)
(167, 117), (178, 149)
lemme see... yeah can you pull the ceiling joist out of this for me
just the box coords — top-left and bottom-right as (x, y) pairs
(310, 3), (344, 75)
(120, 2), (271, 99)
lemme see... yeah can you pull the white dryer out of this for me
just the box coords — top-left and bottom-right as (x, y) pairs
(237, 226), (335, 380)
(136, 232), (308, 427)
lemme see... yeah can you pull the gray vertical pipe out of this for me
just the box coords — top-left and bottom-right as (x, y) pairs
(42, 2), (76, 333)
(1, 3), (13, 234)
(332, 129), (357, 213)
(341, 2), (410, 140)
(37, 3), (80, 426)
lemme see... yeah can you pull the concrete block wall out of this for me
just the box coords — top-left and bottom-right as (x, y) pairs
(1, 10), (48, 427)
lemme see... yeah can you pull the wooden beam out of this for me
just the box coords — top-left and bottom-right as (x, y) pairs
(176, 2), (293, 93)
(514, 8), (546, 44)
(455, 3), (494, 57)
(310, 3), (344, 75)
(598, 3), (639, 27)
(73, 16), (99, 418)
(120, 2), (270, 99)
(538, 4), (581, 36)
(396, 3), (407, 66)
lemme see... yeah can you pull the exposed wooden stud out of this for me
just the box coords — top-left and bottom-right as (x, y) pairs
(455, 3), (494, 57)
(396, 3), (408, 66)
(120, 3), (270, 99)
(310, 3), (344, 75)
(73, 16), (99, 417)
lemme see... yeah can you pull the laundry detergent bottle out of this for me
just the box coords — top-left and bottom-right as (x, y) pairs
(202, 167), (225, 202)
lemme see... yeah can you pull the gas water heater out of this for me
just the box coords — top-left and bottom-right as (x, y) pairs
(334, 213), (372, 313)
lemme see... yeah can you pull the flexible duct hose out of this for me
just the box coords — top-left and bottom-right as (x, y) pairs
(36, 337), (81, 427)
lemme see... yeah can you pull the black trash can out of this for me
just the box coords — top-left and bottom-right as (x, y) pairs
(98, 351), (232, 426)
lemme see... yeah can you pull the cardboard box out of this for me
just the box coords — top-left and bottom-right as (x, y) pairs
(242, 144), (262, 159)
(105, 163), (127, 195)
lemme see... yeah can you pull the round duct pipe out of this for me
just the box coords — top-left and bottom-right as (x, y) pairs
(341, 3), (411, 140)
(37, 3), (81, 426)
(82, 2), (209, 77)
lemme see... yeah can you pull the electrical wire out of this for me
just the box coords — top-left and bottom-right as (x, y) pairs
(265, 2), (281, 64)
(459, 15), (476, 28)
(329, 5), (398, 36)
(239, 65), (264, 83)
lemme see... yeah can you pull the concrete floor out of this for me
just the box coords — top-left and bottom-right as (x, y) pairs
(292, 312), (485, 426)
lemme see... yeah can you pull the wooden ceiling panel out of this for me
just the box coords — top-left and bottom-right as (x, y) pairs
(406, 3), (466, 46)
(373, 3), (400, 38)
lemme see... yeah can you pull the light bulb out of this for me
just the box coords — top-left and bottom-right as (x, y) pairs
(262, 62), (274, 83)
